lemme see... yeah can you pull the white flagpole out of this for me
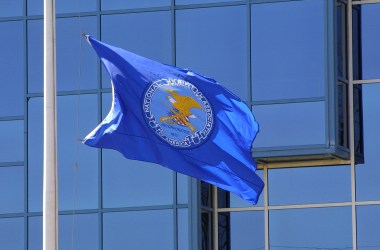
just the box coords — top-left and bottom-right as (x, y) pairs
(43, 0), (58, 249)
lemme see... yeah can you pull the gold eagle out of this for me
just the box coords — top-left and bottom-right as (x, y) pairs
(159, 89), (203, 132)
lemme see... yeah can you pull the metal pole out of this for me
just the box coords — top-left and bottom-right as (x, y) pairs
(347, 1), (357, 250)
(43, 0), (58, 249)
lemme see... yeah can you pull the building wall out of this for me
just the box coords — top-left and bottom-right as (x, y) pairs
(0, 0), (379, 249)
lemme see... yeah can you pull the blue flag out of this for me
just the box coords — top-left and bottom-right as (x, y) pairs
(84, 36), (264, 204)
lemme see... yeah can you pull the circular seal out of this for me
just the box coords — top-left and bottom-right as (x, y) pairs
(143, 78), (214, 148)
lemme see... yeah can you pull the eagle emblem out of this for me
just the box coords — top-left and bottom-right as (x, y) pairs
(143, 78), (213, 148)
(160, 89), (203, 132)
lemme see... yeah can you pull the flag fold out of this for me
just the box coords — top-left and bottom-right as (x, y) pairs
(84, 36), (264, 204)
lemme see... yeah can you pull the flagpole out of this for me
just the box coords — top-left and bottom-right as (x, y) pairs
(43, 0), (58, 249)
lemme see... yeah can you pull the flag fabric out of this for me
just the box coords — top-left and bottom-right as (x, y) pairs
(83, 36), (264, 204)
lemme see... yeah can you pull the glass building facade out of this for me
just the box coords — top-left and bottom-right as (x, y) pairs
(0, 0), (379, 249)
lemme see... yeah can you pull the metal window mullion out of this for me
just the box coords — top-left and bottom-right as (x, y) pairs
(23, 0), (28, 248)
(353, 79), (380, 84)
(353, 0), (380, 5)
(264, 165), (269, 250)
(247, 0), (252, 106)
(212, 186), (218, 250)
(347, 1), (357, 250)
(96, 1), (103, 248)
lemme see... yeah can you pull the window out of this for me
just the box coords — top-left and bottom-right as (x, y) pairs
(103, 210), (174, 249)
(176, 6), (248, 101)
(0, 21), (24, 117)
(28, 95), (98, 212)
(27, 17), (98, 93)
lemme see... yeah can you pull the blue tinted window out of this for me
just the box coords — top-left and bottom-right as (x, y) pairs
(28, 217), (41, 250)
(102, 150), (174, 207)
(0, 121), (24, 162)
(337, 4), (346, 79)
(102, 0), (170, 11)
(27, 98), (43, 212)
(0, 0), (22, 17)
(28, 214), (98, 250)
(103, 210), (174, 250)
(229, 170), (264, 207)
(252, 101), (326, 148)
(28, 17), (98, 93)
(57, 95), (98, 210)
(0, 21), (24, 116)
(356, 84), (380, 201)
(176, 0), (239, 5)
(230, 211), (264, 250)
(361, 4), (380, 80)
(28, 0), (96, 15)
(269, 166), (351, 205)
(0, 217), (24, 250)
(28, 95), (98, 212)
(177, 173), (189, 204)
(357, 205), (380, 250)
(178, 208), (189, 250)
(176, 6), (248, 101)
(0, 166), (24, 214)
(27, 20), (42, 93)
(270, 207), (352, 249)
(353, 8), (361, 81)
(251, 0), (325, 101)
(101, 11), (172, 87)
(59, 214), (99, 249)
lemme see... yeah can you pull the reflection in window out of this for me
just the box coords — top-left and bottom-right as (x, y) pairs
(101, 11), (172, 88)
(57, 95), (98, 210)
(218, 212), (229, 250)
(28, 95), (98, 212)
(0, 21), (24, 116)
(353, 6), (362, 80)
(28, 0), (96, 15)
(176, 6), (248, 101)
(103, 210), (174, 250)
(251, 0), (325, 101)
(0, 166), (24, 214)
(229, 211), (265, 250)
(27, 98), (43, 212)
(178, 208), (189, 250)
(176, 0), (239, 5)
(361, 4), (380, 80)
(357, 205), (380, 250)
(354, 85), (364, 159)
(270, 207), (352, 249)
(0, 217), (24, 250)
(177, 173), (189, 204)
(337, 2), (347, 80)
(356, 84), (380, 201)
(27, 20), (42, 93)
(252, 102), (326, 148)
(0, 121), (24, 162)
(102, 0), (170, 11)
(269, 166), (351, 206)
(28, 214), (99, 250)
(201, 182), (213, 208)
(59, 214), (99, 249)
(0, 0), (22, 17)
(202, 211), (213, 250)
(102, 149), (174, 207)
(338, 83), (348, 148)
(28, 17), (98, 93)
